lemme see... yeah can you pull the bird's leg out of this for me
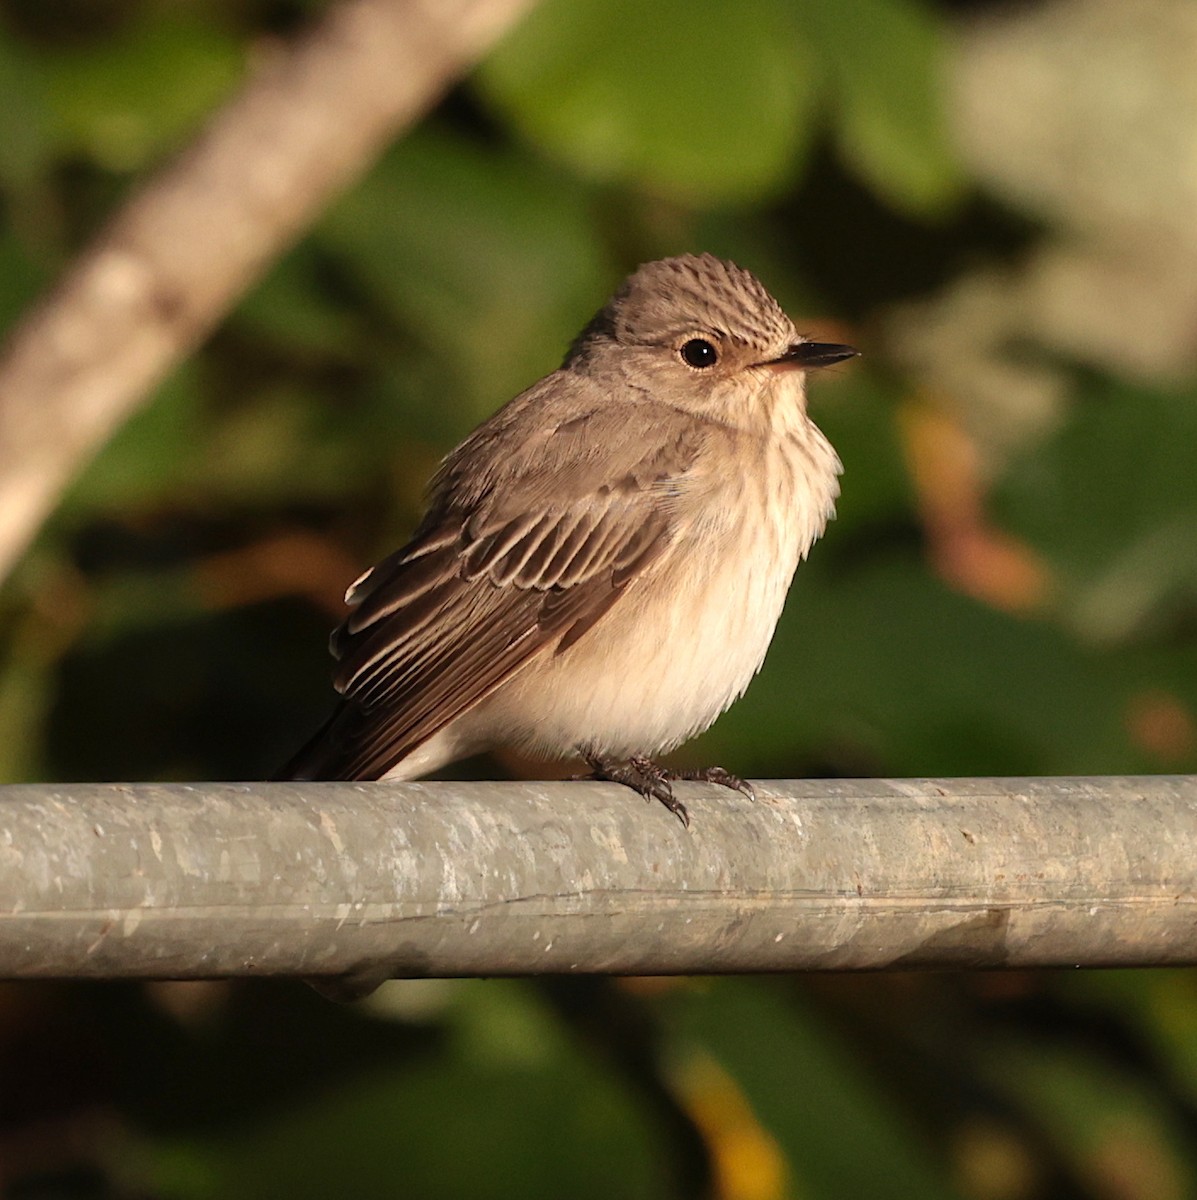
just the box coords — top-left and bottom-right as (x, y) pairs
(576, 751), (690, 828)
(664, 765), (755, 801)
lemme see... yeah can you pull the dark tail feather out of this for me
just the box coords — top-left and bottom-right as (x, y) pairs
(272, 704), (370, 781)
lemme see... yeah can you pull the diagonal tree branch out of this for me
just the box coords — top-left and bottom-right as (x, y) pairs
(0, 0), (535, 586)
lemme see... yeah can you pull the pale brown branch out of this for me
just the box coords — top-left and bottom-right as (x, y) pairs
(0, 0), (535, 584)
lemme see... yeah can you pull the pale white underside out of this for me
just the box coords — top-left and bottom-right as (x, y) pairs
(381, 407), (841, 779)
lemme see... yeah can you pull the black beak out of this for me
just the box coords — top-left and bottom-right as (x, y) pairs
(769, 341), (859, 369)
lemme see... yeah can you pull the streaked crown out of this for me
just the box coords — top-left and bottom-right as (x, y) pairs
(572, 253), (796, 357)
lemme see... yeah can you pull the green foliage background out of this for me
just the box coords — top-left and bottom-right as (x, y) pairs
(1, 0), (1196, 1197)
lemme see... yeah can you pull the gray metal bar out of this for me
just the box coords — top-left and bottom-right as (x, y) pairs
(0, 778), (1193, 983)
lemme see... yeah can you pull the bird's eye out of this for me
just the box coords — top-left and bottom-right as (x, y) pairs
(680, 338), (718, 369)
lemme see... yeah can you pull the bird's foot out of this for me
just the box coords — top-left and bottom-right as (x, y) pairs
(574, 755), (755, 826)
(667, 765), (756, 801)
(576, 752), (690, 828)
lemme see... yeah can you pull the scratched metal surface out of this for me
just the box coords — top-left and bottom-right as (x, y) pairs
(0, 777), (1193, 982)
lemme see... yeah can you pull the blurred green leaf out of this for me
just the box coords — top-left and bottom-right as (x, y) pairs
(0, 221), (48, 327)
(58, 366), (207, 515)
(800, 0), (965, 215)
(147, 983), (664, 1200)
(998, 378), (1197, 644)
(670, 981), (962, 1200)
(1070, 971), (1197, 1122)
(236, 246), (367, 359)
(56, 359), (405, 524)
(689, 551), (1141, 778)
(41, 10), (242, 170)
(476, 0), (819, 205)
(811, 366), (913, 539)
(321, 128), (612, 421)
(0, 28), (52, 188)
(984, 1038), (1194, 1199)
(0, 594), (57, 783)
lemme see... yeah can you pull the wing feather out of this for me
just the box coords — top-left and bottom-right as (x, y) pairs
(278, 379), (711, 781)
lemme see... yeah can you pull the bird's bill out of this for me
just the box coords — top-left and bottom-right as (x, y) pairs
(765, 341), (859, 369)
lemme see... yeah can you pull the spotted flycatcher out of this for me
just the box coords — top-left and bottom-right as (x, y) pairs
(278, 254), (856, 824)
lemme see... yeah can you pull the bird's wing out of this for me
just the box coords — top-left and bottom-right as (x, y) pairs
(281, 393), (707, 781)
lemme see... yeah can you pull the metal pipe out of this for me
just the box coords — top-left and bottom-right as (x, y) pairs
(0, 777), (1192, 984)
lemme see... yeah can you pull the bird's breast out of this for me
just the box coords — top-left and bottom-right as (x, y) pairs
(489, 425), (840, 759)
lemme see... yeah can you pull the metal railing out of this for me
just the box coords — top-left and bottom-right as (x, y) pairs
(1, 777), (1193, 990)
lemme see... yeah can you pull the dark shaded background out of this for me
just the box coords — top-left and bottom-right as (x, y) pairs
(1, 0), (1196, 1196)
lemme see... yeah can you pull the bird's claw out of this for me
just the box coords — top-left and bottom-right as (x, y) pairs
(579, 753), (689, 827)
(578, 753), (756, 826)
(668, 765), (756, 801)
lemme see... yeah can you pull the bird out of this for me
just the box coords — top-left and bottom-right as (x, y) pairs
(277, 253), (856, 826)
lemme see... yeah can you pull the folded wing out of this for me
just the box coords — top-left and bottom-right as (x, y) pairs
(277, 391), (704, 781)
